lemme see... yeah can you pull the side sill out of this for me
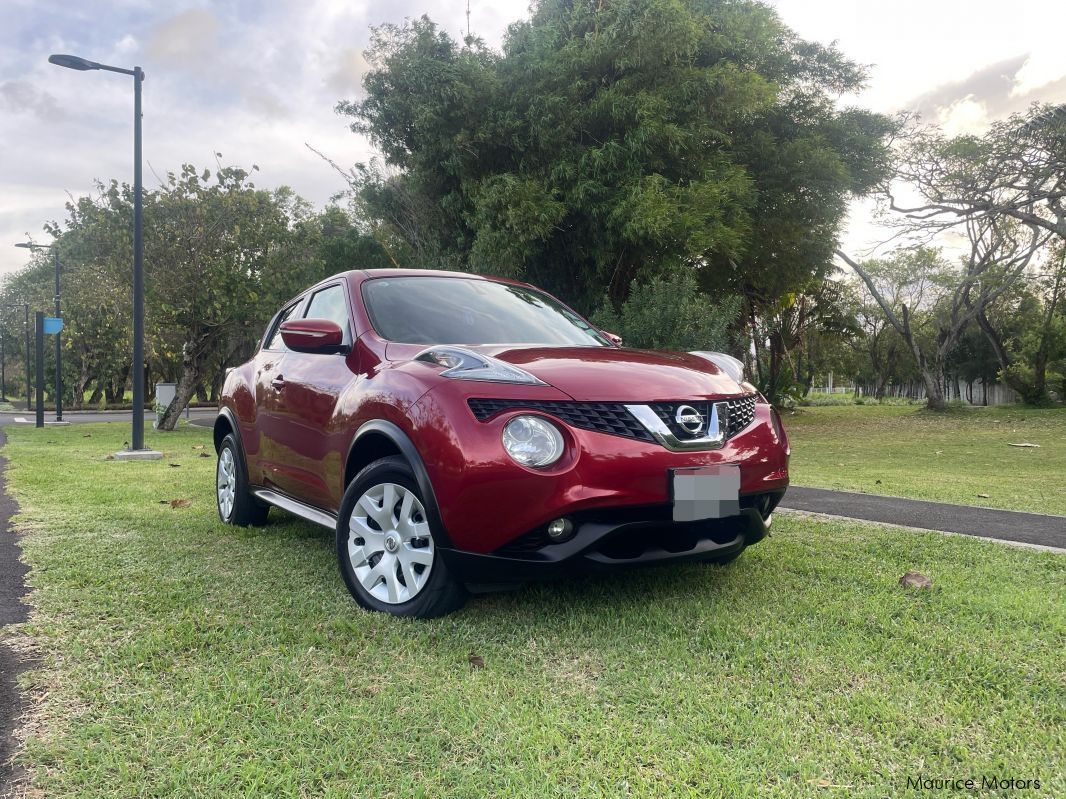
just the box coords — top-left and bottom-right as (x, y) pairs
(253, 489), (337, 530)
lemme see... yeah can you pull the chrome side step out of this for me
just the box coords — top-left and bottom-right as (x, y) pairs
(254, 489), (337, 530)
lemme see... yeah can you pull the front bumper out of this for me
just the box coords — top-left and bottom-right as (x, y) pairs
(439, 491), (781, 583)
(410, 385), (790, 554)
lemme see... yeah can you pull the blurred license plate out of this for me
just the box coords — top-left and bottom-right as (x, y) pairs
(671, 465), (740, 521)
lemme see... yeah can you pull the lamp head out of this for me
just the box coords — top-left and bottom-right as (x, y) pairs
(48, 54), (98, 71)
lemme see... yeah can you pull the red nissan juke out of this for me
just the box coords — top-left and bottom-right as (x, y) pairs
(214, 270), (789, 617)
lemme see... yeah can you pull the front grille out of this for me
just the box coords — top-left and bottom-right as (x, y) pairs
(468, 393), (758, 444)
(726, 394), (757, 437)
(648, 394), (758, 440)
(467, 399), (654, 442)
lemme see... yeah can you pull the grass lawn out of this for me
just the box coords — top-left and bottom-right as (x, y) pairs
(786, 404), (1066, 516)
(4, 423), (1064, 797)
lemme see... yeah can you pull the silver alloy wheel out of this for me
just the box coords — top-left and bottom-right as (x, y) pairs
(217, 447), (236, 520)
(348, 482), (434, 604)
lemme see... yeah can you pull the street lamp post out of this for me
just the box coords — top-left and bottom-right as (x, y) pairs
(49, 53), (149, 451)
(15, 242), (62, 421)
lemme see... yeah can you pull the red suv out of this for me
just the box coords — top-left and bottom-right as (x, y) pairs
(215, 270), (789, 617)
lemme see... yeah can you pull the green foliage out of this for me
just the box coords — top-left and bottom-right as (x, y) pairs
(590, 268), (738, 351)
(340, 0), (893, 315)
(1, 166), (371, 414)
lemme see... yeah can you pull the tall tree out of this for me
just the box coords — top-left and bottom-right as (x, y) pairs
(149, 165), (326, 429)
(338, 0), (893, 401)
(889, 105), (1066, 245)
(839, 214), (1046, 410)
(977, 242), (1066, 404)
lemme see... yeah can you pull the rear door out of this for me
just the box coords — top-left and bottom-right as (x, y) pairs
(263, 282), (357, 511)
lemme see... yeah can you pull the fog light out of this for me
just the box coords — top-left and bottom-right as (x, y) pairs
(546, 517), (574, 542)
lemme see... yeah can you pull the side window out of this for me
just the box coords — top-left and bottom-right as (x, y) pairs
(304, 284), (351, 344)
(264, 301), (301, 351)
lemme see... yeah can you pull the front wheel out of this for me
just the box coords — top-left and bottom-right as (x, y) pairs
(336, 456), (467, 618)
(216, 434), (269, 526)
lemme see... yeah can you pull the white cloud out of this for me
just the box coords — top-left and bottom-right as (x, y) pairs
(939, 97), (990, 137)
(768, 0), (1066, 258)
(146, 8), (221, 65)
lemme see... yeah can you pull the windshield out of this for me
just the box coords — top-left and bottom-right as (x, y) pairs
(362, 277), (610, 347)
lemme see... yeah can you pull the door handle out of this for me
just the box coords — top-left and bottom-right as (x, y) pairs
(271, 375), (286, 390)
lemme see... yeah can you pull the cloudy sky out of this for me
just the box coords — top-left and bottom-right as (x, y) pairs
(2, 0), (1064, 276)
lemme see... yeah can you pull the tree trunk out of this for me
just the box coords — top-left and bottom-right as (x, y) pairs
(749, 307), (764, 387)
(766, 329), (785, 404)
(157, 364), (201, 430)
(802, 361), (814, 397)
(920, 362), (946, 410)
(873, 374), (889, 400)
(158, 335), (210, 431)
(210, 368), (226, 403)
(70, 375), (88, 411)
(973, 305), (1034, 401)
(1031, 263), (1062, 401)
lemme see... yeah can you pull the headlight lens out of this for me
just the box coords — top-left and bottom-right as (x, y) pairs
(415, 346), (545, 385)
(502, 415), (564, 468)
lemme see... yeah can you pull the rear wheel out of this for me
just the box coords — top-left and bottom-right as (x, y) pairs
(216, 434), (269, 526)
(336, 456), (467, 618)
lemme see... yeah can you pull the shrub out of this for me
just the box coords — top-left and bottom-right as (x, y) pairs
(590, 269), (739, 352)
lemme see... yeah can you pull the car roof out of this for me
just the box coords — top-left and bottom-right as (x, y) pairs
(287, 269), (538, 311)
(361, 268), (528, 284)
(316, 268), (534, 290)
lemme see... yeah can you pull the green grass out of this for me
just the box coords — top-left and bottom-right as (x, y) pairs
(786, 404), (1066, 515)
(4, 423), (1064, 797)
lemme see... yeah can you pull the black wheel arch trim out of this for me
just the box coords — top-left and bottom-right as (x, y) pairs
(346, 419), (454, 548)
(214, 407), (252, 482)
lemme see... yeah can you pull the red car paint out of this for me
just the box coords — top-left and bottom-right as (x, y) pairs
(217, 269), (789, 562)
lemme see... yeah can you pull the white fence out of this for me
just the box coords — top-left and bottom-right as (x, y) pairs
(853, 378), (1020, 406)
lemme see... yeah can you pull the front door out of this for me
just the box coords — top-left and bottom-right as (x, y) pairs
(253, 298), (304, 495)
(264, 282), (357, 511)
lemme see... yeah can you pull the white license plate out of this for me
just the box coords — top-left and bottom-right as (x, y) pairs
(671, 465), (740, 521)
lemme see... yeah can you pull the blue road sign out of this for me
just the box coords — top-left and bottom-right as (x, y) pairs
(43, 317), (64, 334)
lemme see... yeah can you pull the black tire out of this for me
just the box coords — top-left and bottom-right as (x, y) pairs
(336, 456), (467, 619)
(216, 434), (269, 527)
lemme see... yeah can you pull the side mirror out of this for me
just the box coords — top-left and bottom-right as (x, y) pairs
(280, 318), (346, 353)
(602, 330), (623, 347)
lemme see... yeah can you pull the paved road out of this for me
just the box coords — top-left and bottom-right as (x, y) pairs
(0, 431), (30, 798)
(780, 486), (1066, 549)
(0, 408), (216, 426)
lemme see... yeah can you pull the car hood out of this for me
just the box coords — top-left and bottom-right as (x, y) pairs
(466, 345), (745, 401)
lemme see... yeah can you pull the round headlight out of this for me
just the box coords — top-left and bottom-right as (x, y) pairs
(502, 415), (564, 468)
